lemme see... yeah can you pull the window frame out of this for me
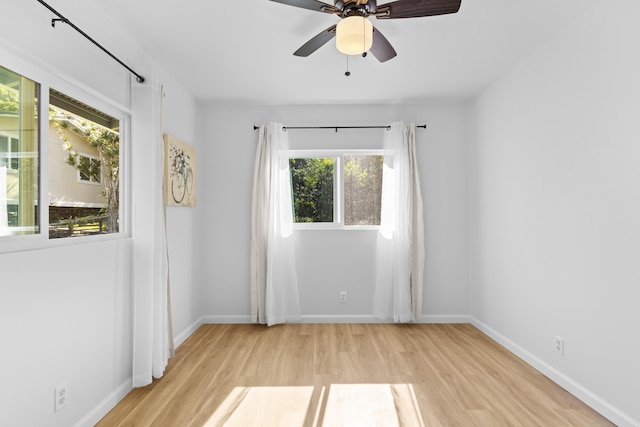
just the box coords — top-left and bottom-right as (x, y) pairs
(285, 148), (383, 231)
(0, 48), (131, 253)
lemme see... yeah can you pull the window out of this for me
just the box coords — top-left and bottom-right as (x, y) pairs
(0, 65), (39, 236)
(1, 59), (126, 245)
(288, 151), (383, 228)
(343, 154), (383, 226)
(289, 157), (335, 223)
(49, 89), (121, 239)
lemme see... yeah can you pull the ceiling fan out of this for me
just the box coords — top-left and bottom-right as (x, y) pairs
(269, 0), (462, 62)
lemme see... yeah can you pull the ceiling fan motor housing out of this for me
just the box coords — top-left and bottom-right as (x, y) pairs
(335, 0), (377, 17)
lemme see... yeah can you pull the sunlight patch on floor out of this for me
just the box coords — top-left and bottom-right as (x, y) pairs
(202, 384), (424, 427)
(203, 386), (314, 427)
(323, 384), (425, 427)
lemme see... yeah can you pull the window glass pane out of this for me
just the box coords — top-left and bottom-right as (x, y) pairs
(344, 154), (383, 226)
(289, 157), (334, 223)
(78, 155), (91, 181)
(49, 89), (120, 238)
(0, 65), (39, 236)
(90, 158), (101, 183)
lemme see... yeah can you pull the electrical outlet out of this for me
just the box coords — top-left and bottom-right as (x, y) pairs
(54, 383), (68, 412)
(554, 336), (565, 356)
(339, 291), (347, 303)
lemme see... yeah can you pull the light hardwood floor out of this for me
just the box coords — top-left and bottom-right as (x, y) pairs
(97, 324), (614, 426)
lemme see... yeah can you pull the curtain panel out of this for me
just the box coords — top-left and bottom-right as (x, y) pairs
(131, 78), (174, 387)
(250, 123), (301, 326)
(374, 122), (425, 322)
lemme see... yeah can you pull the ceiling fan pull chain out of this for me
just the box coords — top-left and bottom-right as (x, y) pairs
(345, 55), (351, 77)
(362, 16), (368, 57)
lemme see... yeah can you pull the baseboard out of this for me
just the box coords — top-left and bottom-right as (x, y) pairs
(174, 317), (204, 348)
(470, 317), (639, 427)
(200, 314), (471, 324)
(202, 315), (253, 324)
(203, 314), (382, 324)
(301, 315), (383, 323)
(420, 314), (470, 323)
(302, 314), (472, 323)
(74, 379), (131, 427)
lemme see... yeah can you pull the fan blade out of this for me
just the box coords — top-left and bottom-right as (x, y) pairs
(269, 0), (337, 14)
(370, 26), (397, 62)
(293, 25), (337, 57)
(376, 0), (461, 19)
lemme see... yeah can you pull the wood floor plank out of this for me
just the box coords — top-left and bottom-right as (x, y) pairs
(96, 324), (615, 427)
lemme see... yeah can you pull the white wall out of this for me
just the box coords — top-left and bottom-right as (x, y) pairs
(0, 2), (200, 426)
(199, 102), (469, 322)
(0, 240), (132, 427)
(469, 1), (640, 425)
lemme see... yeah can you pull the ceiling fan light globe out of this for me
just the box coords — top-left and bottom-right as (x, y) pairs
(336, 16), (373, 55)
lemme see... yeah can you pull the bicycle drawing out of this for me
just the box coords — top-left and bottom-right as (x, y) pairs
(164, 134), (197, 206)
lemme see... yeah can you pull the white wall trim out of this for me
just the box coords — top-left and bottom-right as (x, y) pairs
(202, 315), (253, 324)
(420, 314), (470, 323)
(301, 315), (385, 323)
(74, 379), (131, 427)
(470, 317), (639, 427)
(173, 317), (204, 348)
(200, 314), (471, 324)
(301, 314), (472, 323)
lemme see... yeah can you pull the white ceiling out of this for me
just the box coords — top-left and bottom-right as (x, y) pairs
(97, 0), (597, 104)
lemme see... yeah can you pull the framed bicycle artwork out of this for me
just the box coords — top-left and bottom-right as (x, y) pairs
(164, 134), (197, 207)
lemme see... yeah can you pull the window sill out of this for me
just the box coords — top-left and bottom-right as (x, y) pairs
(0, 231), (130, 255)
(293, 224), (380, 231)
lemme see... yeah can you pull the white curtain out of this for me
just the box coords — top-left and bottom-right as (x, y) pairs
(250, 123), (301, 326)
(373, 122), (425, 322)
(131, 77), (174, 387)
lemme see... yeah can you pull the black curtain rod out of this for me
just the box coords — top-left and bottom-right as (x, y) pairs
(36, 0), (145, 83)
(253, 124), (427, 132)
